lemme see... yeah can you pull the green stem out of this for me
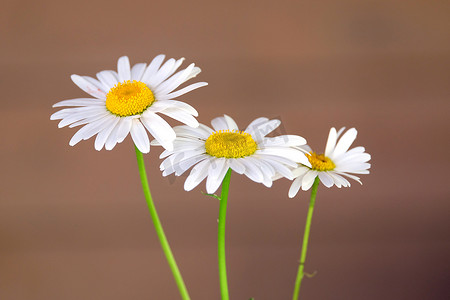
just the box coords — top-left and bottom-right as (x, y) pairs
(134, 146), (190, 300)
(218, 169), (232, 300)
(292, 176), (320, 300)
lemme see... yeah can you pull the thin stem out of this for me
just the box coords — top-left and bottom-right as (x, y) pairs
(134, 146), (190, 300)
(218, 168), (232, 300)
(292, 176), (320, 300)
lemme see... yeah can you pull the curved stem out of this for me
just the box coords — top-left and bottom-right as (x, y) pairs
(134, 146), (190, 300)
(292, 176), (320, 300)
(218, 169), (232, 300)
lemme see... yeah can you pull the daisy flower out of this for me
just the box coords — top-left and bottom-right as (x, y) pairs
(50, 55), (207, 153)
(288, 127), (371, 198)
(155, 115), (311, 194)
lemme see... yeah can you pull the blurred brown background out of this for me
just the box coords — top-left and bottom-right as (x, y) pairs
(1, 0), (449, 299)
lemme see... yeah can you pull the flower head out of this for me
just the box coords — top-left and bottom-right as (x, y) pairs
(288, 127), (371, 198)
(51, 55), (207, 153)
(155, 115), (311, 194)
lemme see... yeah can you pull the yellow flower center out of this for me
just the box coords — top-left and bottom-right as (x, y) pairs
(307, 152), (336, 171)
(205, 130), (258, 158)
(106, 80), (155, 117)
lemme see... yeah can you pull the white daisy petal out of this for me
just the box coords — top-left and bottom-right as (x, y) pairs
(334, 173), (350, 187)
(337, 172), (362, 184)
(336, 127), (346, 138)
(105, 118), (128, 150)
(160, 147), (206, 167)
(140, 54), (165, 83)
(292, 166), (310, 178)
(162, 82), (208, 99)
(69, 114), (112, 146)
(159, 108), (199, 128)
(186, 66), (201, 81)
(342, 146), (366, 155)
(206, 158), (228, 194)
(184, 159), (211, 191)
(297, 144), (313, 153)
(224, 115), (239, 131)
(207, 115), (238, 132)
(264, 159), (294, 180)
(256, 154), (298, 168)
(254, 156), (294, 180)
(289, 177), (304, 198)
(96, 70), (119, 90)
(318, 172), (334, 188)
(334, 152), (371, 164)
(174, 125), (212, 139)
(82, 76), (109, 94)
(149, 58), (176, 87)
(141, 112), (176, 151)
(71, 75), (107, 99)
(256, 159), (275, 187)
(247, 119), (281, 140)
(52, 98), (105, 108)
(95, 116), (120, 151)
(52, 106), (92, 121)
(68, 113), (107, 128)
(150, 100), (198, 116)
(257, 148), (310, 166)
(57, 106), (107, 128)
(229, 159), (246, 174)
(262, 135), (307, 148)
(327, 172), (342, 188)
(211, 116), (229, 131)
(129, 63), (146, 81)
(174, 156), (208, 176)
(117, 56), (131, 82)
(154, 63), (195, 95)
(245, 117), (268, 132)
(116, 117), (133, 143)
(164, 154), (208, 177)
(130, 119), (150, 153)
(332, 128), (357, 158)
(342, 169), (370, 175)
(324, 127), (337, 157)
(240, 158), (264, 183)
(335, 162), (371, 172)
(301, 171), (318, 191)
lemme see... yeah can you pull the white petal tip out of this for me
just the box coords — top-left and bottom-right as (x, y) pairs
(188, 120), (199, 128)
(162, 144), (174, 151)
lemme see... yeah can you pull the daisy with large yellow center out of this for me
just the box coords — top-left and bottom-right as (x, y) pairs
(288, 127), (371, 197)
(156, 115), (310, 194)
(51, 55), (207, 153)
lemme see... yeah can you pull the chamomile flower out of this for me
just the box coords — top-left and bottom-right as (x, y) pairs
(51, 55), (207, 153)
(155, 115), (311, 194)
(288, 127), (371, 198)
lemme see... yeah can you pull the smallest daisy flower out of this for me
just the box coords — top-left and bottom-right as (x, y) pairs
(288, 127), (371, 198)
